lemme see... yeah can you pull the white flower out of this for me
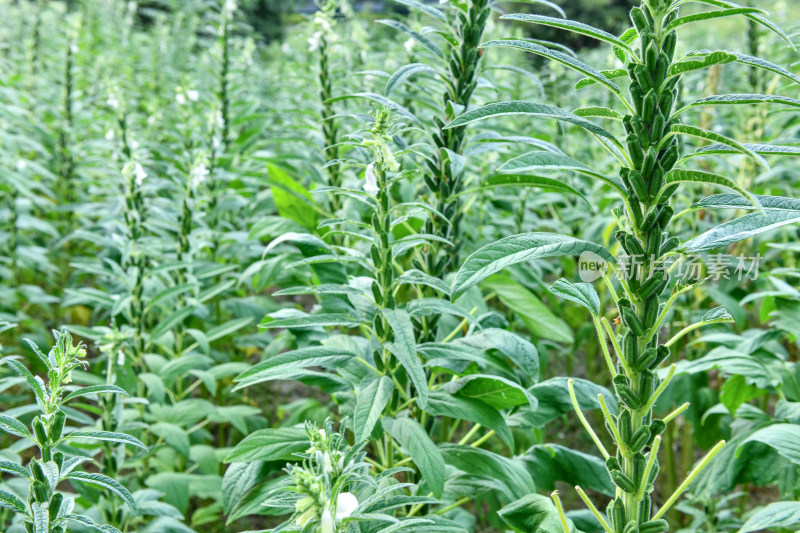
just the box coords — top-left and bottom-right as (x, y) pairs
(318, 429), (327, 440)
(191, 162), (209, 188)
(134, 163), (147, 186)
(404, 37), (415, 54)
(107, 95), (119, 110)
(320, 508), (335, 533)
(364, 164), (379, 196)
(117, 349), (125, 365)
(105, 129), (115, 141)
(70, 44), (79, 54)
(308, 31), (322, 52)
(336, 492), (358, 519)
(131, 140), (140, 150)
(187, 89), (199, 102)
(176, 92), (187, 105)
(16, 160), (27, 172)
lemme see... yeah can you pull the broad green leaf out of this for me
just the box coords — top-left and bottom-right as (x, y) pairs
(525, 444), (616, 497)
(498, 150), (625, 192)
(234, 347), (353, 390)
(692, 194), (800, 211)
(385, 417), (446, 498)
(482, 40), (622, 96)
(382, 308), (428, 408)
(0, 414), (33, 439)
(221, 462), (263, 515)
(64, 431), (147, 450)
(451, 233), (614, 300)
(666, 7), (765, 32)
(549, 278), (600, 315)
(668, 50), (736, 77)
(658, 169), (761, 209)
(444, 374), (537, 411)
(150, 422), (191, 457)
(354, 376), (393, 443)
(677, 93), (800, 115)
(67, 472), (137, 512)
(394, 269), (451, 296)
(522, 377), (616, 428)
(440, 444), (535, 501)
(683, 210), (800, 252)
(385, 63), (440, 95)
(467, 174), (589, 205)
(63, 385), (128, 402)
(445, 101), (618, 143)
(457, 328), (541, 383)
(498, 493), (576, 533)
(668, 124), (767, 168)
(739, 501), (800, 532)
(0, 489), (26, 513)
(425, 390), (514, 449)
(738, 424), (800, 464)
(483, 276), (573, 345)
(33, 502), (48, 531)
(225, 428), (308, 463)
(259, 313), (361, 329)
(500, 15), (634, 54)
(389, 0), (447, 22)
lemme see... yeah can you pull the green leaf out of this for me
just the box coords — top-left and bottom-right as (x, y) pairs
(425, 390), (514, 449)
(457, 328), (540, 383)
(739, 501), (800, 532)
(524, 377), (616, 428)
(451, 233), (614, 300)
(268, 163), (317, 231)
(0, 460), (29, 478)
(63, 385), (128, 403)
(0, 414), (33, 440)
(693, 194), (800, 211)
(666, 7), (765, 32)
(150, 422), (191, 457)
(659, 169), (761, 209)
(149, 306), (195, 339)
(524, 444), (616, 497)
(738, 424), (800, 464)
(394, 269), (451, 296)
(66, 472), (138, 512)
(440, 444), (535, 501)
(549, 278), (600, 315)
(498, 150), (625, 192)
(677, 93), (800, 115)
(259, 313), (361, 329)
(481, 40), (622, 96)
(327, 92), (419, 123)
(385, 417), (446, 498)
(572, 106), (623, 120)
(377, 19), (443, 58)
(234, 346), (353, 390)
(668, 50), (737, 77)
(385, 63), (440, 95)
(498, 493), (575, 533)
(444, 101), (618, 143)
(205, 317), (255, 342)
(483, 275), (573, 344)
(575, 69), (627, 90)
(389, 0), (447, 23)
(0, 489), (26, 513)
(444, 374), (537, 411)
(63, 431), (147, 450)
(0, 357), (45, 405)
(679, 0), (795, 49)
(668, 124), (767, 169)
(354, 376), (393, 442)
(500, 15), (634, 54)
(683, 210), (800, 253)
(469, 174), (589, 205)
(225, 428), (308, 463)
(382, 308), (428, 408)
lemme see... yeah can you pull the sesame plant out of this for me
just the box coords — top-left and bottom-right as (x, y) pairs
(443, 0), (800, 531)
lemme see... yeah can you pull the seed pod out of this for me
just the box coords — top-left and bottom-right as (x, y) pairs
(635, 64), (654, 93)
(657, 205), (674, 229)
(633, 452), (647, 486)
(623, 332), (639, 367)
(645, 230), (662, 258)
(616, 381), (643, 410)
(628, 136), (645, 169)
(637, 274), (663, 300)
(654, 345), (671, 367)
(623, 520), (639, 533)
(371, 281), (382, 304)
(51, 411), (66, 442)
(630, 83), (644, 114)
(649, 419), (667, 440)
(648, 460), (660, 485)
(635, 347), (658, 371)
(618, 297), (632, 309)
(641, 205), (660, 231)
(611, 470), (637, 493)
(663, 30), (678, 60)
(639, 370), (657, 400)
(660, 235), (680, 255)
(618, 409), (632, 444)
(642, 90), (656, 124)
(651, 110), (665, 140)
(631, 7), (650, 32)
(645, 41), (658, 71)
(639, 494), (652, 522)
(658, 90), (675, 117)
(606, 456), (622, 473)
(32, 480), (48, 503)
(661, 143), (679, 171)
(650, 163), (665, 197)
(49, 493), (63, 522)
(33, 417), (47, 445)
(609, 498), (626, 533)
(628, 169), (649, 202)
(53, 452), (64, 470)
(624, 233), (645, 257)
(643, 297), (659, 328)
(660, 183), (680, 201)
(654, 53), (669, 88)
(640, 519), (669, 533)
(628, 426), (651, 452)
(622, 307), (645, 336)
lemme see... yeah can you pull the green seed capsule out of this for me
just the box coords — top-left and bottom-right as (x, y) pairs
(611, 470), (637, 493)
(33, 418), (47, 445)
(623, 520), (639, 533)
(635, 65), (654, 93)
(618, 297), (632, 309)
(51, 411), (66, 442)
(645, 41), (658, 71)
(617, 382), (643, 410)
(646, 230), (662, 258)
(654, 54), (669, 88)
(639, 370), (657, 400)
(643, 298), (659, 330)
(628, 169), (649, 202)
(633, 452), (647, 486)
(635, 347), (658, 371)
(642, 90), (656, 124)
(650, 164), (665, 197)
(657, 205), (674, 229)
(618, 409), (632, 443)
(660, 183), (680, 200)
(651, 110), (665, 140)
(660, 236), (680, 255)
(658, 90), (675, 117)
(624, 234), (645, 257)
(606, 456), (622, 472)
(623, 332), (639, 367)
(663, 30), (678, 60)
(628, 426), (651, 452)
(631, 7), (650, 32)
(637, 275), (663, 300)
(613, 499), (627, 533)
(622, 307), (645, 336)
(639, 495), (652, 522)
(32, 480), (48, 503)
(628, 136), (645, 169)
(654, 345), (671, 367)
(640, 519), (669, 533)
(641, 205), (660, 231)
(49, 493), (63, 521)
(631, 83), (644, 114)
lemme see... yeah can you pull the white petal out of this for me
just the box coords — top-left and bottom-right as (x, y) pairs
(336, 492), (358, 519)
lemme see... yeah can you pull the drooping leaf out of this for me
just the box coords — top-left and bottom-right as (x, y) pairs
(498, 150), (625, 193)
(425, 390), (514, 449)
(549, 278), (600, 315)
(677, 93), (800, 115)
(66, 472), (137, 512)
(738, 424), (800, 465)
(683, 210), (800, 252)
(498, 493), (576, 533)
(666, 7), (765, 33)
(0, 414), (33, 440)
(385, 417), (446, 498)
(668, 124), (767, 169)
(233, 347), (354, 390)
(259, 313), (361, 329)
(225, 428), (309, 463)
(0, 489), (26, 513)
(451, 233), (614, 300)
(500, 15), (634, 54)
(63, 431), (147, 451)
(668, 50), (737, 77)
(63, 385), (128, 402)
(354, 376), (393, 442)
(739, 501), (800, 532)
(692, 194), (800, 211)
(383, 308), (428, 408)
(385, 63), (440, 95)
(659, 169), (761, 209)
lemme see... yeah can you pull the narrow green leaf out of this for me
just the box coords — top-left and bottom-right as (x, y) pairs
(500, 14), (634, 54)
(549, 278), (600, 315)
(259, 313), (361, 329)
(677, 93), (800, 115)
(668, 124), (767, 169)
(385, 417), (445, 498)
(683, 210), (800, 252)
(225, 428), (308, 463)
(498, 150), (625, 192)
(0, 489), (26, 513)
(63, 385), (128, 403)
(206, 317), (254, 342)
(0, 460), (29, 478)
(575, 69), (627, 90)
(659, 169), (761, 210)
(467, 174), (589, 205)
(354, 376), (393, 442)
(66, 472), (138, 513)
(692, 194), (800, 211)
(233, 347), (353, 390)
(668, 50), (736, 77)
(389, 0), (447, 22)
(0, 414), (33, 440)
(383, 308), (427, 408)
(572, 106), (623, 120)
(451, 233), (614, 300)
(666, 7), (765, 32)
(385, 63), (439, 95)
(0, 357), (45, 404)
(63, 430), (147, 450)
